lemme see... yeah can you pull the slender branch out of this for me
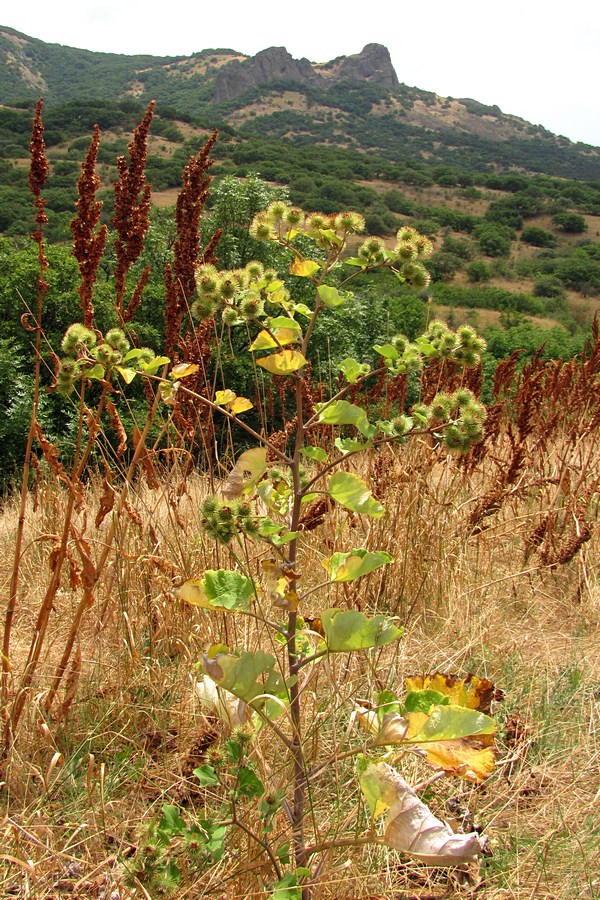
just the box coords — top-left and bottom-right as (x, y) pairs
(173, 380), (292, 465)
(303, 365), (387, 430)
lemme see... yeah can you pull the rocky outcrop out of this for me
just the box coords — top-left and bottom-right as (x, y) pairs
(212, 43), (398, 102)
(213, 47), (322, 102)
(328, 44), (398, 88)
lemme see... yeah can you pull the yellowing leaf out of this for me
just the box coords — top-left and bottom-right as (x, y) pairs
(404, 672), (501, 714)
(177, 578), (209, 607)
(215, 389), (237, 405)
(360, 762), (486, 865)
(404, 704), (496, 783)
(170, 362), (199, 380)
(202, 649), (292, 705)
(115, 366), (137, 384)
(414, 737), (496, 782)
(228, 397), (253, 414)
(322, 549), (393, 583)
(249, 328), (299, 351)
(289, 258), (321, 277)
(257, 350), (307, 375)
(222, 447), (268, 500)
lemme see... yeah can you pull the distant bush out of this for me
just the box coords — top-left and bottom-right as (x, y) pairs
(521, 227), (558, 248)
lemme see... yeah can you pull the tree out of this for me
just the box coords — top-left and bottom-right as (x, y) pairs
(521, 226), (557, 248)
(553, 211), (587, 234)
(202, 173), (289, 268)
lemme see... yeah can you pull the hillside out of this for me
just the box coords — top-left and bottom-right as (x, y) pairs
(1, 26), (599, 179)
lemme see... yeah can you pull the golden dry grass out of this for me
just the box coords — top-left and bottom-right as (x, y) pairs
(1, 420), (598, 899)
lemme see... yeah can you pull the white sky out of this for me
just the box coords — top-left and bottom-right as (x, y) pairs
(4, 0), (600, 148)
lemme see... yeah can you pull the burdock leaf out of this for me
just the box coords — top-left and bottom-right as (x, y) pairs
(405, 705), (495, 743)
(327, 472), (384, 518)
(404, 704), (496, 782)
(257, 350), (307, 375)
(404, 672), (501, 714)
(201, 649), (291, 705)
(249, 328), (298, 351)
(317, 284), (346, 307)
(316, 400), (377, 438)
(321, 549), (393, 583)
(228, 397), (253, 414)
(178, 569), (254, 612)
(338, 357), (370, 383)
(290, 258), (321, 277)
(215, 389), (237, 405)
(170, 362), (199, 380)
(321, 608), (402, 652)
(222, 447), (267, 499)
(360, 762), (485, 864)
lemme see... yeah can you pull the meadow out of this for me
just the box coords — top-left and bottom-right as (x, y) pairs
(0, 101), (598, 900)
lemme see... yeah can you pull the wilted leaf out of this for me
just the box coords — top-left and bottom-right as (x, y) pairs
(316, 400), (376, 438)
(202, 649), (292, 705)
(404, 672), (501, 714)
(321, 608), (402, 652)
(404, 704), (496, 782)
(257, 350), (308, 375)
(290, 258), (321, 277)
(215, 389), (237, 405)
(322, 549), (393, 583)
(222, 447), (268, 500)
(360, 762), (485, 864)
(328, 472), (384, 518)
(195, 675), (251, 727)
(356, 709), (408, 745)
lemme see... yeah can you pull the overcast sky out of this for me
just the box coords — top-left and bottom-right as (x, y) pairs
(4, 0), (600, 147)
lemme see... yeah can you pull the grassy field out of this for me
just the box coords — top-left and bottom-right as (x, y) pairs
(1, 393), (598, 897)
(1, 102), (598, 900)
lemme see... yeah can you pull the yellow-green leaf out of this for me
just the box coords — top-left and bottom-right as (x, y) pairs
(170, 362), (199, 380)
(249, 328), (298, 351)
(321, 608), (402, 652)
(115, 366), (137, 384)
(178, 569), (254, 612)
(327, 472), (384, 518)
(215, 389), (237, 405)
(322, 549), (393, 583)
(290, 258), (321, 277)
(257, 350), (307, 375)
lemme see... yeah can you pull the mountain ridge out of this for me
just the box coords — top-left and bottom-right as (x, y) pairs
(0, 27), (599, 180)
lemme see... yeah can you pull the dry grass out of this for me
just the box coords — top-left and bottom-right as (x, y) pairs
(1, 416), (598, 898)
